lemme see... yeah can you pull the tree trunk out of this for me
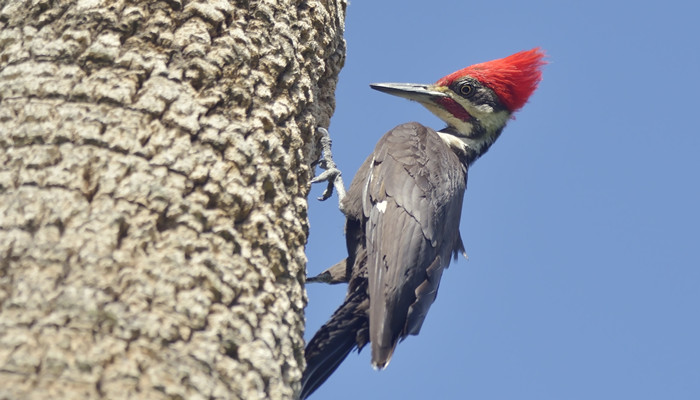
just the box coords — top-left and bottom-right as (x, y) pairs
(0, 0), (346, 399)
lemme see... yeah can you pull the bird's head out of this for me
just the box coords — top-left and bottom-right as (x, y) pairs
(371, 48), (546, 161)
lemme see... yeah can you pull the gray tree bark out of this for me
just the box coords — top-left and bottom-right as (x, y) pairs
(0, 1), (346, 399)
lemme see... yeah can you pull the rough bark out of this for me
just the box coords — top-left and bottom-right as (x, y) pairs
(0, 1), (346, 399)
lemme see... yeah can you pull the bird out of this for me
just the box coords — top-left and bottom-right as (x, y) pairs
(302, 48), (546, 399)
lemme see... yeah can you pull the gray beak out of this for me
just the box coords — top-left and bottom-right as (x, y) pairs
(370, 83), (447, 103)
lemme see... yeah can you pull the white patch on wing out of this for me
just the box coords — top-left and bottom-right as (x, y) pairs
(362, 156), (375, 214)
(375, 200), (387, 213)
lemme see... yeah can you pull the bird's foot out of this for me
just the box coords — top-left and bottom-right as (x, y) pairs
(310, 127), (347, 205)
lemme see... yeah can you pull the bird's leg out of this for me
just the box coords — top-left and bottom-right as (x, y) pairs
(310, 127), (347, 210)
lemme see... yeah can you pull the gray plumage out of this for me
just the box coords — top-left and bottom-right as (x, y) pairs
(301, 122), (467, 398)
(357, 122), (467, 366)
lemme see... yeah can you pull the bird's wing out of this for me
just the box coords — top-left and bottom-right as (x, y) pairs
(362, 122), (467, 367)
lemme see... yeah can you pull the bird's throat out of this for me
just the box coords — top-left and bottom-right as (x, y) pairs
(437, 126), (503, 165)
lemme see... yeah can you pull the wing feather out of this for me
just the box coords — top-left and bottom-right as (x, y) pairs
(363, 122), (467, 367)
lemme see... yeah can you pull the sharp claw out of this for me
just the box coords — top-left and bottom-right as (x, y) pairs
(317, 183), (333, 201)
(311, 168), (340, 184)
(310, 127), (347, 209)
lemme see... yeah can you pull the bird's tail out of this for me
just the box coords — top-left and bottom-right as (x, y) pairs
(300, 288), (369, 399)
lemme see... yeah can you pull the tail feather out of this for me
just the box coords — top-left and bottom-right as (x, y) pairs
(300, 289), (369, 399)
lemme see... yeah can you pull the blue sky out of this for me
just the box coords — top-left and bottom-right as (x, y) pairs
(304, 1), (700, 399)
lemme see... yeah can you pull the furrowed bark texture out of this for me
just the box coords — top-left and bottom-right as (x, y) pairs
(0, 1), (346, 399)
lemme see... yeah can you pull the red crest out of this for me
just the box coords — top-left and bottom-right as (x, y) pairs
(436, 48), (546, 112)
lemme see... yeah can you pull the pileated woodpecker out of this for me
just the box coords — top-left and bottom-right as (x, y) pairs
(303, 48), (546, 399)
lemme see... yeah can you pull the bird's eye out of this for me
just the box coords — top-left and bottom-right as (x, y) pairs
(459, 83), (473, 96)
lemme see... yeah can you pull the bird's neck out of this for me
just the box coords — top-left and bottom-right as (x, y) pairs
(438, 125), (504, 166)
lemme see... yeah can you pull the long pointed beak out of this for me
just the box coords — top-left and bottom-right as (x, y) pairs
(370, 83), (447, 103)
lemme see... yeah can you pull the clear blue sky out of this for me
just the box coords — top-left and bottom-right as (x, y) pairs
(304, 1), (700, 399)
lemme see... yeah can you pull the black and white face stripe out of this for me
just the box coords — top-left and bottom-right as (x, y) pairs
(437, 123), (504, 165)
(432, 78), (511, 164)
(447, 76), (508, 114)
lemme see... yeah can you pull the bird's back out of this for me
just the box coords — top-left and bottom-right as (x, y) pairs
(346, 122), (468, 368)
